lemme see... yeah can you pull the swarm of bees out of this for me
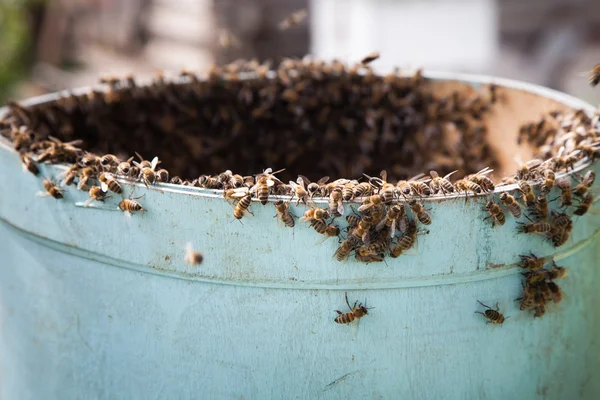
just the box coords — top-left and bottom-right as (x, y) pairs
(516, 254), (567, 318)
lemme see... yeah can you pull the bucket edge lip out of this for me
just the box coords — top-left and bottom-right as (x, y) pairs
(0, 70), (597, 204)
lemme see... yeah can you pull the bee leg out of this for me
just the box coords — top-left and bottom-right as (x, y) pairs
(477, 300), (491, 309)
(345, 292), (352, 310)
(494, 302), (500, 312)
(335, 310), (343, 315)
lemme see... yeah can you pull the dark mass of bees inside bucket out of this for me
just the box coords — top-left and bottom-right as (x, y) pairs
(1, 56), (599, 320)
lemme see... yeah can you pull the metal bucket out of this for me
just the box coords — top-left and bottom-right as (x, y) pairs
(0, 72), (599, 400)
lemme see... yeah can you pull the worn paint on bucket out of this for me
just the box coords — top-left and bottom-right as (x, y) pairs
(0, 73), (599, 400)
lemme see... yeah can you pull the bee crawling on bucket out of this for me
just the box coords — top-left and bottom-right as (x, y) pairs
(37, 178), (64, 199)
(475, 300), (506, 324)
(334, 292), (373, 325)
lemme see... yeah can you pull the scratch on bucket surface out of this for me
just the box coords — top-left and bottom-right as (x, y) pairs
(323, 370), (360, 392)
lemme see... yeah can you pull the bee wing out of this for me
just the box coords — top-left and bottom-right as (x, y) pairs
(389, 220), (396, 238)
(305, 197), (317, 209)
(76, 179), (87, 190)
(398, 216), (408, 234)
(337, 200), (344, 216)
(380, 170), (388, 183)
(35, 191), (49, 198)
(317, 176), (330, 185)
(475, 167), (494, 176)
(150, 157), (160, 170)
(429, 170), (440, 179)
(132, 160), (143, 169)
(298, 175), (311, 186)
(314, 235), (334, 246)
(443, 170), (459, 180)
(100, 181), (109, 192)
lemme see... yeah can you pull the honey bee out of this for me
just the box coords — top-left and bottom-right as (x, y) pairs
(573, 170), (595, 197)
(547, 281), (563, 303)
(555, 177), (573, 207)
(199, 175), (221, 189)
(274, 200), (295, 228)
(334, 292), (371, 324)
(467, 167), (495, 192)
(39, 178), (64, 199)
(389, 220), (418, 258)
(98, 172), (123, 194)
(429, 170), (457, 195)
(218, 29), (242, 49)
(355, 246), (385, 263)
(59, 164), (79, 186)
(170, 176), (183, 185)
(224, 187), (250, 201)
(532, 196), (549, 220)
(517, 220), (552, 235)
(408, 200), (432, 225)
(539, 168), (555, 195)
(550, 211), (573, 235)
(301, 207), (330, 223)
(116, 157), (134, 176)
(499, 193), (522, 218)
(118, 195), (145, 213)
(77, 167), (95, 190)
(79, 152), (100, 167)
(100, 154), (119, 168)
(184, 243), (203, 265)
(351, 216), (373, 243)
(233, 194), (253, 220)
(483, 201), (505, 227)
(574, 192), (594, 216)
(289, 176), (314, 207)
(305, 176), (330, 198)
(518, 252), (546, 270)
(360, 52), (380, 65)
(518, 181), (536, 207)
(372, 170), (396, 203)
(376, 204), (406, 238)
(335, 237), (358, 261)
(346, 215), (362, 229)
(516, 159), (543, 180)
(533, 305), (546, 318)
(133, 156), (160, 187)
(251, 168), (284, 205)
(324, 224), (340, 237)
(408, 175), (432, 197)
(329, 187), (344, 216)
(81, 185), (110, 207)
(455, 179), (482, 195)
(395, 179), (412, 197)
(475, 301), (506, 324)
(546, 262), (568, 280)
(352, 181), (373, 199)
(589, 63), (600, 87)
(20, 154), (39, 175)
(278, 9), (308, 30)
(156, 169), (169, 183)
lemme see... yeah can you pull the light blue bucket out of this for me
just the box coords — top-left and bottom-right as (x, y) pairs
(0, 72), (599, 400)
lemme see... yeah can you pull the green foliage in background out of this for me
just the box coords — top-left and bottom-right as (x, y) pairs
(0, 0), (44, 102)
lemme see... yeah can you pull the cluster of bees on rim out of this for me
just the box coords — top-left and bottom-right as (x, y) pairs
(0, 49), (599, 320)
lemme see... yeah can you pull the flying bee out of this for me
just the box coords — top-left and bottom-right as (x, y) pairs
(156, 169), (169, 183)
(334, 237), (358, 262)
(518, 181), (536, 207)
(289, 176), (314, 207)
(389, 220), (418, 258)
(352, 181), (373, 199)
(589, 63), (600, 87)
(329, 187), (344, 216)
(573, 170), (595, 197)
(118, 195), (145, 213)
(39, 178), (64, 199)
(499, 192), (522, 218)
(574, 192), (594, 216)
(184, 243), (203, 266)
(355, 246), (385, 263)
(429, 170), (457, 195)
(274, 200), (295, 228)
(233, 194), (253, 220)
(467, 167), (495, 192)
(475, 301), (506, 324)
(547, 282), (563, 304)
(540, 169), (555, 195)
(532, 196), (549, 220)
(517, 220), (552, 235)
(518, 252), (546, 270)
(408, 200), (432, 225)
(376, 204), (406, 238)
(77, 167), (95, 190)
(352, 216), (373, 243)
(20, 154), (39, 175)
(251, 168), (285, 205)
(133, 156), (160, 187)
(278, 9), (308, 30)
(98, 172), (123, 194)
(555, 177), (573, 207)
(360, 51), (380, 65)
(483, 200), (505, 227)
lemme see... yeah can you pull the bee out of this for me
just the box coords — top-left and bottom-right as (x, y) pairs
(516, 159), (543, 180)
(346, 215), (362, 229)
(289, 176), (314, 206)
(329, 187), (344, 216)
(352, 181), (373, 199)
(518, 252), (546, 270)
(573, 170), (595, 197)
(408, 176), (432, 197)
(218, 29), (242, 49)
(301, 208), (330, 223)
(475, 301), (506, 324)
(360, 51), (380, 65)
(100, 154), (119, 169)
(133, 156), (160, 187)
(252, 168), (284, 205)
(77, 167), (95, 190)
(79, 153), (100, 167)
(499, 193), (522, 218)
(20, 154), (39, 175)
(156, 169), (169, 183)
(355, 246), (385, 263)
(324, 224), (340, 237)
(334, 293), (371, 324)
(60, 164), (79, 186)
(199, 175), (222, 189)
(306, 176), (330, 198)
(81, 185), (110, 207)
(118, 195), (145, 213)
(517, 220), (552, 235)
(40, 178), (64, 199)
(532, 196), (549, 220)
(396, 179), (413, 197)
(358, 195), (383, 214)
(341, 182), (356, 202)
(376, 204), (406, 238)
(408, 200), (432, 225)
(98, 172), (123, 194)
(184, 243), (203, 266)
(539, 168), (555, 195)
(170, 176), (183, 185)
(429, 170), (457, 195)
(278, 9), (308, 30)
(589, 63), (600, 87)
(335, 238), (358, 261)
(467, 167), (495, 192)
(555, 177), (573, 207)
(351, 216), (373, 243)
(233, 194), (253, 220)
(547, 281), (563, 304)
(483, 201), (505, 227)
(574, 192), (594, 216)
(230, 174), (244, 188)
(455, 179), (482, 195)
(518, 181), (536, 207)
(546, 262), (568, 280)
(551, 224), (572, 247)
(116, 157), (135, 176)
(370, 170), (396, 203)
(389, 220), (418, 258)
(533, 305), (546, 318)
(274, 200), (295, 228)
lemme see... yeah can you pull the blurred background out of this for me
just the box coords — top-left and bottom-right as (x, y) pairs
(1, 0), (599, 104)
